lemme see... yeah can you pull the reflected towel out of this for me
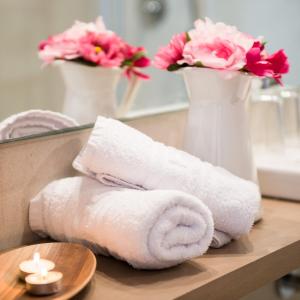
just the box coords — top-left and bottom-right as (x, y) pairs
(0, 110), (78, 140)
(73, 117), (261, 240)
(29, 176), (214, 269)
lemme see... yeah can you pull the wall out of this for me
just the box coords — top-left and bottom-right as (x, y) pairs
(0, 0), (100, 121)
(1, 0), (298, 124)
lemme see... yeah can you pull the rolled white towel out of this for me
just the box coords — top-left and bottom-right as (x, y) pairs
(0, 109), (78, 140)
(29, 176), (214, 269)
(73, 116), (261, 240)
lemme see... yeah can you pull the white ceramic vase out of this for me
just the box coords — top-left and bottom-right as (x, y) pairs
(58, 61), (140, 124)
(182, 67), (257, 182)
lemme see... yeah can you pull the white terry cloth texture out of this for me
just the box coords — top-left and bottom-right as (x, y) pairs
(73, 116), (261, 241)
(0, 110), (78, 140)
(29, 176), (214, 269)
(210, 230), (232, 248)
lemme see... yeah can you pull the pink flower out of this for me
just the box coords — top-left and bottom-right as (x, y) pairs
(182, 38), (246, 70)
(38, 35), (80, 63)
(245, 41), (272, 75)
(133, 56), (151, 68)
(266, 49), (289, 83)
(78, 32), (125, 67)
(181, 18), (255, 70)
(153, 32), (187, 70)
(64, 17), (107, 40)
(153, 17), (289, 82)
(38, 16), (150, 79)
(122, 45), (151, 79)
(245, 42), (289, 84)
(38, 17), (109, 64)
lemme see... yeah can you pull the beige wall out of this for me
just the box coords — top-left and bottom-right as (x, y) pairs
(0, 0), (99, 120)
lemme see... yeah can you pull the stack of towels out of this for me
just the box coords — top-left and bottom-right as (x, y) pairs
(29, 116), (261, 269)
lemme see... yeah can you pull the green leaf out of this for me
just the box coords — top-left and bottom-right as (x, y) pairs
(239, 67), (249, 73)
(167, 63), (190, 71)
(132, 51), (145, 61)
(120, 51), (146, 68)
(121, 59), (133, 68)
(185, 32), (191, 42)
(167, 63), (182, 71)
(70, 58), (97, 67)
(195, 61), (204, 67)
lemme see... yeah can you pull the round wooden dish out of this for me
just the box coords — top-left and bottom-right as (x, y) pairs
(0, 242), (97, 299)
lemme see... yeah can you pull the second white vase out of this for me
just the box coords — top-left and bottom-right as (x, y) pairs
(182, 67), (257, 182)
(59, 61), (140, 124)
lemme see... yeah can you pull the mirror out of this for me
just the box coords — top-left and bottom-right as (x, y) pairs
(0, 0), (298, 143)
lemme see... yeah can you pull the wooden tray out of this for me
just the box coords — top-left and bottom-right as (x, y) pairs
(0, 242), (97, 299)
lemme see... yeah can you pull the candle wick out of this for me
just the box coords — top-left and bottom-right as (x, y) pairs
(39, 266), (48, 280)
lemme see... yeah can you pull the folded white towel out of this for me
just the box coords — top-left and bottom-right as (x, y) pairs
(0, 110), (78, 140)
(29, 176), (214, 269)
(73, 117), (261, 240)
(210, 230), (232, 249)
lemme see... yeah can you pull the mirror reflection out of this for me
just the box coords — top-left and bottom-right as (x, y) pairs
(0, 0), (299, 143)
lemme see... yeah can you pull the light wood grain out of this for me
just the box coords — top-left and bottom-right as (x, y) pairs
(0, 242), (96, 300)
(1, 201), (300, 300)
(1, 109), (300, 299)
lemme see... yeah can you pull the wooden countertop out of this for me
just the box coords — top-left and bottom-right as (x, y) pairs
(1, 109), (299, 299)
(72, 198), (300, 300)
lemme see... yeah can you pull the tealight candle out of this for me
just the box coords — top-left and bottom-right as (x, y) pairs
(25, 267), (63, 296)
(19, 252), (55, 280)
